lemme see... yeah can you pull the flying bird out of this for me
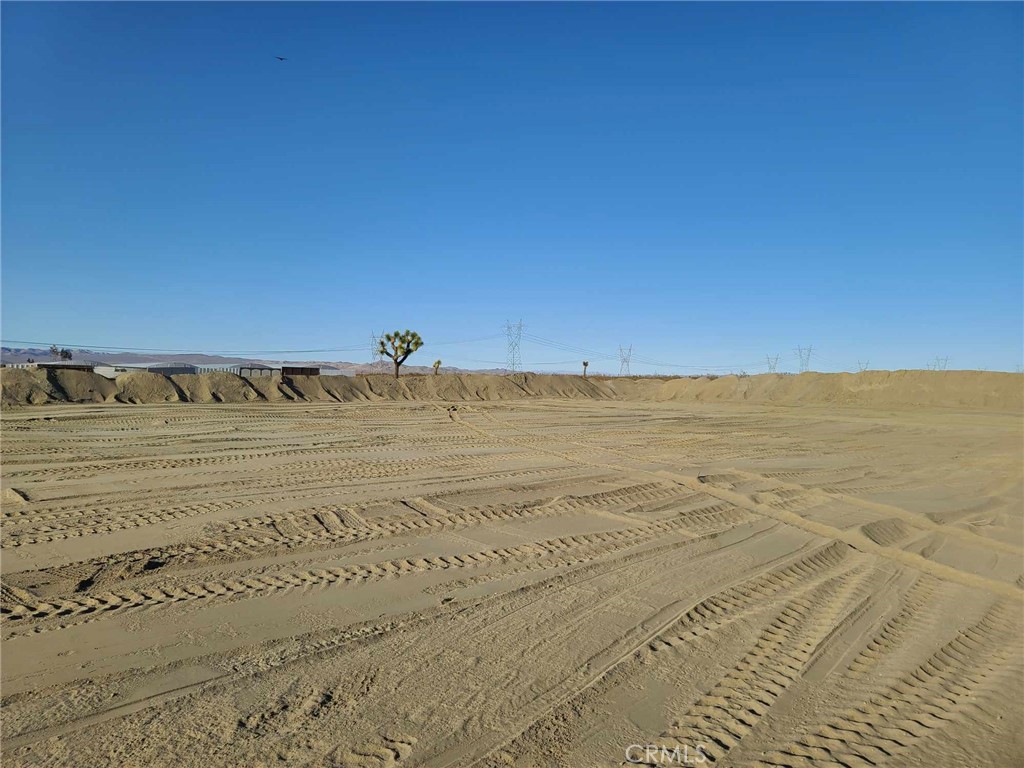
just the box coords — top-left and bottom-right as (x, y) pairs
(275, 56), (287, 61)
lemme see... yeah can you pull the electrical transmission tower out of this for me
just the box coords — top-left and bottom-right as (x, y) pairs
(795, 345), (813, 373)
(505, 320), (523, 373)
(765, 354), (780, 373)
(857, 360), (869, 372)
(618, 345), (633, 377)
(369, 330), (384, 371)
(932, 356), (949, 371)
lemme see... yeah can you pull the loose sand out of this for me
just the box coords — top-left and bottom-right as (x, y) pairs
(1, 379), (1022, 766)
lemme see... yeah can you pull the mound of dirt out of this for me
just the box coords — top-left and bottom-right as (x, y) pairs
(115, 372), (183, 404)
(243, 375), (291, 402)
(1, 369), (62, 406)
(594, 377), (648, 400)
(394, 374), (456, 401)
(2, 369), (1020, 411)
(318, 376), (376, 402)
(48, 369), (118, 403)
(1, 487), (29, 505)
(359, 374), (415, 401)
(519, 373), (616, 399)
(398, 374), (523, 401)
(170, 372), (260, 403)
(279, 374), (341, 402)
(647, 371), (1024, 411)
(459, 374), (530, 400)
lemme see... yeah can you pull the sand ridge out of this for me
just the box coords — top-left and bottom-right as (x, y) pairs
(3, 368), (1022, 411)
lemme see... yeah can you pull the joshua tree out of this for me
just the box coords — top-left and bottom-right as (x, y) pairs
(582, 361), (589, 379)
(378, 330), (423, 379)
(433, 359), (441, 376)
(49, 344), (60, 360)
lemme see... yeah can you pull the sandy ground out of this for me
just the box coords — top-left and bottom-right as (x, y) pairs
(1, 399), (1022, 767)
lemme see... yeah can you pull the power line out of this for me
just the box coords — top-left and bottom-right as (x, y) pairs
(0, 339), (368, 355)
(628, 353), (772, 371)
(0, 334), (504, 358)
(3, 333), (806, 374)
(523, 334), (770, 371)
(424, 334), (505, 347)
(806, 352), (851, 371)
(522, 333), (618, 361)
(463, 358), (577, 366)
(481, 336), (773, 373)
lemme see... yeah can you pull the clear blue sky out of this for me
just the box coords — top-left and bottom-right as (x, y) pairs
(3, 2), (1021, 373)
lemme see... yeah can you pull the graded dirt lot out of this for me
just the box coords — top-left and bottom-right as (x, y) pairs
(2, 395), (1022, 767)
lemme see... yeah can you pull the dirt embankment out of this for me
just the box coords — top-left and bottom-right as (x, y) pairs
(642, 370), (1024, 411)
(1, 368), (1020, 411)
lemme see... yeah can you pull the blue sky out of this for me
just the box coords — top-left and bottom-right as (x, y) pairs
(2, 2), (1021, 373)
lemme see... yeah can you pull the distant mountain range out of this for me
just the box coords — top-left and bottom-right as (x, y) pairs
(0, 347), (507, 376)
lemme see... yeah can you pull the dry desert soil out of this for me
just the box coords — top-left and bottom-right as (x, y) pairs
(1, 378), (1022, 767)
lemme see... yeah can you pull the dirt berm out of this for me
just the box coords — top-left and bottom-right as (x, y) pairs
(1, 368), (1020, 411)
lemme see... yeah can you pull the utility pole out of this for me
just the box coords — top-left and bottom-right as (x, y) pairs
(505, 320), (523, 373)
